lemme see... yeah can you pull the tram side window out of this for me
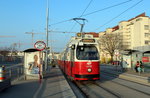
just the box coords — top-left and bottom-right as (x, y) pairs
(76, 46), (99, 60)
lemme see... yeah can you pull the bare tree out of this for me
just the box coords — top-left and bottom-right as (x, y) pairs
(0, 43), (18, 57)
(0, 47), (10, 56)
(10, 43), (18, 56)
(99, 33), (121, 62)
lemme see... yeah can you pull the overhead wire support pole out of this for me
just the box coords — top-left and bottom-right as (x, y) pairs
(45, 0), (49, 71)
(46, 0), (49, 48)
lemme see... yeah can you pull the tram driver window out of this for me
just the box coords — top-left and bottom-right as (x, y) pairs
(76, 45), (99, 60)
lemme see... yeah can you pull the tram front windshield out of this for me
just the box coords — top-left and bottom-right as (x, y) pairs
(76, 45), (99, 60)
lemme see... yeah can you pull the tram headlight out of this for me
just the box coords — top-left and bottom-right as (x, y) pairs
(87, 68), (92, 72)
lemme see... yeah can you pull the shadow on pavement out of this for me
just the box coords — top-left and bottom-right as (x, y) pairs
(0, 80), (40, 98)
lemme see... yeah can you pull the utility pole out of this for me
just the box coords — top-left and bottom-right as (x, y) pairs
(72, 18), (87, 38)
(45, 0), (49, 71)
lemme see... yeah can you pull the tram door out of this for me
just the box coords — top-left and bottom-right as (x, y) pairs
(70, 48), (74, 77)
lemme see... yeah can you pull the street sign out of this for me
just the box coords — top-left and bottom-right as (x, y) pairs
(34, 41), (46, 51)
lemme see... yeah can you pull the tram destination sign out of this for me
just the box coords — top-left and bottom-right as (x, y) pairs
(34, 41), (46, 51)
(81, 39), (95, 43)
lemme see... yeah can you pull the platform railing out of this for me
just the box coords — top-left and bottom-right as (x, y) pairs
(5, 64), (24, 81)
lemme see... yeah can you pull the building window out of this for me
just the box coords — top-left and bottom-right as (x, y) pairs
(145, 40), (150, 45)
(136, 54), (138, 57)
(145, 33), (150, 38)
(144, 25), (149, 30)
(136, 18), (142, 21)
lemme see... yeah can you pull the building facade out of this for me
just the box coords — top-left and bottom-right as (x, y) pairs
(100, 13), (150, 50)
(99, 13), (150, 64)
(119, 13), (150, 49)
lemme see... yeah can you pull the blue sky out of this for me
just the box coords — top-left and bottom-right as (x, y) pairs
(0, 0), (149, 52)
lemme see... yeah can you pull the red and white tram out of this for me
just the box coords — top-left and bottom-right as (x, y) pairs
(58, 34), (100, 80)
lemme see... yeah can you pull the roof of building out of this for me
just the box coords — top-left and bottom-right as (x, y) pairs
(112, 25), (119, 32)
(128, 12), (146, 22)
(23, 48), (40, 52)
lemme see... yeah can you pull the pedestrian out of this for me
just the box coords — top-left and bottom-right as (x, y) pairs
(135, 61), (140, 72)
(140, 61), (144, 72)
(120, 60), (124, 72)
(122, 60), (127, 72)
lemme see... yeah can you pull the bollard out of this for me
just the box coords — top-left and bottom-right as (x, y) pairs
(0, 65), (6, 82)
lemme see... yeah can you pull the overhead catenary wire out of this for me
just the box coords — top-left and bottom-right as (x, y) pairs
(49, 0), (132, 26)
(61, 0), (93, 51)
(81, 0), (132, 17)
(62, 1), (93, 52)
(48, 30), (76, 33)
(49, 19), (71, 26)
(94, 0), (143, 31)
(80, 0), (93, 17)
(69, 0), (93, 32)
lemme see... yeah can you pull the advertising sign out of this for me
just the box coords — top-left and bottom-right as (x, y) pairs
(122, 55), (131, 68)
(142, 57), (150, 62)
(25, 52), (42, 75)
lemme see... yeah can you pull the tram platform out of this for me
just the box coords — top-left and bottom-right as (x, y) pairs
(34, 66), (76, 98)
(0, 66), (76, 98)
(101, 64), (150, 86)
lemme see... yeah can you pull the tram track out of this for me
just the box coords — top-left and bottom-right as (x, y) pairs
(72, 71), (150, 98)
(62, 65), (150, 98)
(101, 71), (150, 96)
(75, 81), (121, 98)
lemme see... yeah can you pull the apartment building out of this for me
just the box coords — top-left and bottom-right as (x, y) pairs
(100, 13), (150, 50)
(119, 13), (150, 49)
(99, 13), (150, 63)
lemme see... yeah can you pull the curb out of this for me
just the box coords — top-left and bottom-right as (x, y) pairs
(102, 70), (150, 86)
(119, 73), (150, 86)
(58, 68), (76, 98)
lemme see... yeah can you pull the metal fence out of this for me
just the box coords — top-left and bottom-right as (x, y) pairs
(0, 56), (23, 64)
(5, 64), (24, 81)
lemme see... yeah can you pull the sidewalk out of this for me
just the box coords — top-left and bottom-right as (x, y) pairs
(0, 66), (76, 98)
(101, 64), (150, 86)
(35, 66), (76, 98)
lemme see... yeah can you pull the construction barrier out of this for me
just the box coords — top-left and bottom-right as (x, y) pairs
(0, 66), (6, 82)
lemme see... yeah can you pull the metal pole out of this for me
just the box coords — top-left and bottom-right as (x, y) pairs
(32, 33), (34, 45)
(45, 0), (49, 71)
(80, 24), (84, 38)
(46, 0), (49, 47)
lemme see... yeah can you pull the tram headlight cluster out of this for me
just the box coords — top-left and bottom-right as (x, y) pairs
(87, 68), (92, 72)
